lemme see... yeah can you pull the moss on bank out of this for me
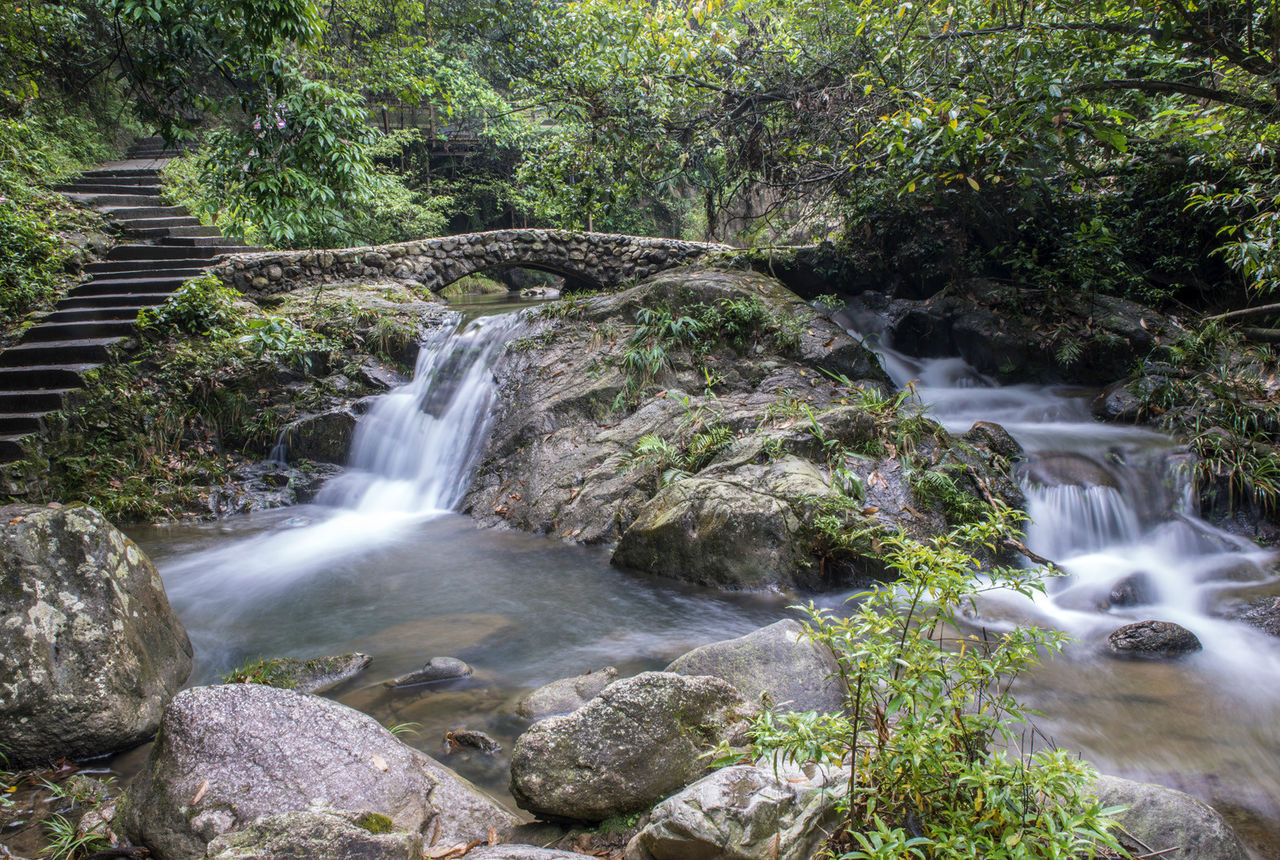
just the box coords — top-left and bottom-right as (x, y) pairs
(0, 277), (448, 522)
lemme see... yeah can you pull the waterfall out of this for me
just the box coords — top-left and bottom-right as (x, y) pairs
(160, 312), (523, 604)
(835, 308), (1278, 650)
(316, 313), (522, 514)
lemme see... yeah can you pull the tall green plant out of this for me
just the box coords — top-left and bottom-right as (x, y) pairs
(749, 508), (1122, 859)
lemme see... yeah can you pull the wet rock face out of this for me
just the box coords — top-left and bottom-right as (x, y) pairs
(612, 457), (835, 590)
(205, 808), (423, 860)
(1106, 619), (1203, 659)
(466, 268), (889, 549)
(625, 762), (844, 860)
(509, 671), (754, 822)
(516, 667), (618, 720)
(465, 268), (1023, 592)
(276, 408), (359, 464)
(1092, 775), (1249, 860)
(1228, 597), (1280, 637)
(665, 619), (846, 713)
(118, 684), (518, 859)
(386, 656), (473, 688)
(856, 284), (1175, 386)
(0, 504), (192, 767)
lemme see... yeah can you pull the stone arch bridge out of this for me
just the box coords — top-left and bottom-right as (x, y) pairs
(214, 230), (734, 296)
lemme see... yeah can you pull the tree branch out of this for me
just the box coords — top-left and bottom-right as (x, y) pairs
(1073, 78), (1277, 116)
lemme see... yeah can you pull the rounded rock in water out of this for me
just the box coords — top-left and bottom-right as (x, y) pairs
(386, 656), (473, 687)
(1106, 619), (1203, 660)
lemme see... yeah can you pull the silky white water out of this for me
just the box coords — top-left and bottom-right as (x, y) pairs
(124, 301), (1280, 853)
(836, 311), (1280, 852)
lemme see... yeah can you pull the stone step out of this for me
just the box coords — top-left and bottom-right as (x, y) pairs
(55, 183), (162, 196)
(82, 167), (163, 179)
(70, 276), (190, 296)
(85, 259), (209, 274)
(65, 174), (160, 186)
(99, 205), (190, 220)
(123, 226), (190, 240)
(22, 321), (138, 343)
(107, 245), (221, 261)
(68, 193), (165, 208)
(0, 412), (55, 435)
(0, 389), (72, 411)
(0, 338), (125, 367)
(0, 365), (95, 390)
(0, 434), (30, 462)
(161, 235), (243, 247)
(46, 306), (147, 323)
(116, 220), (200, 232)
(163, 225), (222, 238)
(58, 293), (172, 310)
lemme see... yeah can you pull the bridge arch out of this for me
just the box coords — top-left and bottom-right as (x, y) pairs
(216, 230), (732, 297)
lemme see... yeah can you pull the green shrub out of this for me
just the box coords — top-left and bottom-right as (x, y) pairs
(138, 274), (244, 337)
(745, 508), (1123, 859)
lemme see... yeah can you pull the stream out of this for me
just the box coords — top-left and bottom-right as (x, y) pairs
(126, 300), (1280, 857)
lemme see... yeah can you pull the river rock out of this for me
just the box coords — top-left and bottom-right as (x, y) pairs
(516, 667), (619, 719)
(386, 656), (473, 687)
(230, 653), (371, 693)
(625, 762), (843, 860)
(612, 457), (836, 590)
(0, 504), (192, 767)
(1108, 572), (1157, 608)
(1228, 596), (1280, 637)
(275, 408), (358, 464)
(666, 620), (845, 713)
(117, 684), (517, 859)
(962, 421), (1023, 459)
(205, 808), (422, 860)
(883, 283), (1172, 385)
(1106, 620), (1202, 659)
(1025, 453), (1119, 489)
(1092, 775), (1248, 860)
(466, 848), (593, 860)
(509, 671), (754, 822)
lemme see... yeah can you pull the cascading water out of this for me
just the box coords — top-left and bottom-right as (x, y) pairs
(155, 312), (527, 666)
(835, 307), (1280, 851)
(317, 313), (521, 514)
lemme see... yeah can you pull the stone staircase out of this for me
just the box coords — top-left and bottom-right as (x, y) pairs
(0, 137), (258, 462)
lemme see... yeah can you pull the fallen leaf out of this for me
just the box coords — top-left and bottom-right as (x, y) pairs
(371, 753), (387, 771)
(191, 779), (209, 804)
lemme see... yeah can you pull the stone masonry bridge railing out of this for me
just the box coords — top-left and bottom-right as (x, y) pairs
(212, 230), (735, 296)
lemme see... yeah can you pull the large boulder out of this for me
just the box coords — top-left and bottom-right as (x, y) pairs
(625, 762), (844, 860)
(276, 408), (358, 464)
(466, 848), (594, 860)
(666, 620), (845, 713)
(612, 458), (835, 590)
(118, 684), (518, 859)
(464, 268), (889, 548)
(516, 667), (619, 720)
(205, 808), (422, 860)
(509, 672), (754, 822)
(1092, 775), (1249, 860)
(0, 504), (192, 767)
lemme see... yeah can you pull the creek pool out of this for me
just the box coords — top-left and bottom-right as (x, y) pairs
(114, 304), (1280, 858)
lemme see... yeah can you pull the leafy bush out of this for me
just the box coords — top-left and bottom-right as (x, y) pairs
(0, 108), (119, 329)
(238, 316), (327, 372)
(138, 274), (244, 337)
(1132, 321), (1280, 519)
(746, 509), (1122, 859)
